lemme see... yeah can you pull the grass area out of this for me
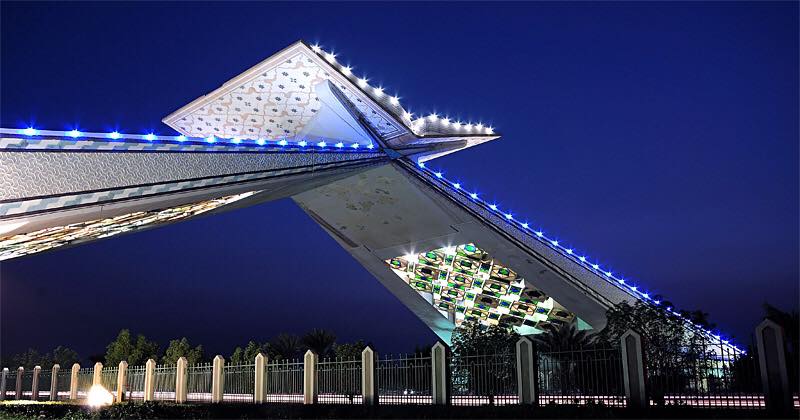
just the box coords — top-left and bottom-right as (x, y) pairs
(0, 400), (796, 419)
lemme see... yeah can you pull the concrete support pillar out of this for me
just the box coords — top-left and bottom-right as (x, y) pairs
(431, 342), (448, 405)
(620, 330), (647, 409)
(361, 346), (378, 405)
(15, 367), (23, 400)
(49, 365), (60, 401)
(516, 337), (536, 404)
(92, 362), (103, 386)
(31, 366), (41, 400)
(69, 363), (79, 400)
(254, 353), (267, 404)
(175, 357), (188, 403)
(0, 368), (7, 401)
(115, 362), (127, 403)
(755, 319), (792, 413)
(303, 350), (318, 404)
(144, 359), (156, 402)
(211, 355), (224, 403)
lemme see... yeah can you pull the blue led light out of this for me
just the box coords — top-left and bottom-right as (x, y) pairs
(418, 162), (426, 168)
(489, 204), (497, 210)
(631, 286), (638, 291)
(206, 136), (216, 143)
(145, 133), (156, 141)
(435, 172), (443, 178)
(605, 271), (612, 277)
(21, 127), (38, 136)
(253, 139), (263, 146)
(68, 129), (81, 138)
(565, 248), (573, 254)
(453, 183), (461, 189)
(642, 293), (650, 299)
(278, 139), (288, 146)
(521, 223), (529, 229)
(618, 278), (626, 284)
(367, 144), (375, 149)
(591, 264), (599, 269)
(505, 213), (513, 220)
(579, 256), (586, 262)
(109, 131), (121, 139)
(335, 142), (344, 148)
(176, 135), (186, 142)
(535, 231), (544, 237)
(232, 137), (242, 144)
(317, 141), (327, 147)
(551, 240), (559, 246)
(298, 140), (307, 147)
(470, 193), (478, 199)
(351, 143), (359, 149)
(654, 300), (661, 305)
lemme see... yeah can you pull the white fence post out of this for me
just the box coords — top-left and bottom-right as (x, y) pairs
(303, 350), (318, 404)
(31, 366), (41, 400)
(0, 367), (7, 401)
(755, 319), (792, 413)
(431, 342), (448, 405)
(211, 355), (224, 403)
(175, 357), (188, 404)
(49, 365), (60, 401)
(361, 346), (377, 405)
(93, 362), (103, 386)
(115, 361), (127, 403)
(254, 353), (266, 404)
(15, 367), (23, 400)
(144, 359), (156, 401)
(69, 363), (79, 400)
(516, 337), (536, 404)
(620, 330), (647, 409)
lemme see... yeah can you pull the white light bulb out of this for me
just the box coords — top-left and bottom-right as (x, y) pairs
(335, 142), (344, 148)
(109, 131), (121, 139)
(22, 127), (38, 136)
(342, 66), (352, 76)
(358, 77), (368, 87)
(145, 133), (156, 141)
(390, 96), (399, 105)
(68, 129), (81, 138)
(325, 52), (336, 62)
(311, 44), (322, 53)
(317, 141), (327, 147)
(427, 114), (438, 122)
(521, 223), (529, 228)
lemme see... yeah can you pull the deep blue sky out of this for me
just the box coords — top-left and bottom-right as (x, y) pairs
(1, 2), (797, 361)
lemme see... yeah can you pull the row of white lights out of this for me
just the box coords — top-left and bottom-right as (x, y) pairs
(309, 44), (495, 136)
(15, 127), (375, 150)
(415, 159), (742, 352)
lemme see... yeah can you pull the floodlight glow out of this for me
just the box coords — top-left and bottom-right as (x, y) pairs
(403, 112), (413, 120)
(374, 87), (384, 96)
(21, 127), (38, 136)
(311, 44), (322, 53)
(325, 52), (336, 62)
(342, 66), (352, 76)
(427, 113), (438, 122)
(358, 77), (368, 87)
(403, 253), (416, 261)
(86, 384), (113, 407)
(390, 96), (400, 105)
(145, 133), (156, 141)
(68, 129), (81, 138)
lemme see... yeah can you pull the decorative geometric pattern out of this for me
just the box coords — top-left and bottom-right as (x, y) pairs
(0, 191), (259, 260)
(386, 243), (574, 333)
(0, 155), (385, 217)
(166, 50), (404, 141)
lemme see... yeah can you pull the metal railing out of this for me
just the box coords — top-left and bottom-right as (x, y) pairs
(646, 337), (763, 409)
(186, 363), (212, 403)
(100, 366), (118, 398)
(538, 346), (627, 406)
(265, 359), (303, 403)
(55, 368), (72, 400)
(125, 365), (146, 401)
(37, 369), (52, 400)
(75, 367), (92, 400)
(450, 352), (517, 406)
(317, 357), (361, 404)
(223, 363), (254, 403)
(153, 365), (176, 401)
(377, 354), (432, 404)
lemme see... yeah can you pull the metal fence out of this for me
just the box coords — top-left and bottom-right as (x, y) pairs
(538, 346), (626, 406)
(450, 352), (518, 406)
(100, 366), (118, 398)
(125, 365), (146, 401)
(186, 363), (212, 403)
(265, 359), (303, 403)
(377, 354), (432, 404)
(55, 368), (72, 400)
(153, 365), (177, 401)
(19, 370), (34, 399)
(75, 367), (93, 400)
(223, 363), (254, 403)
(37, 369), (52, 400)
(317, 358), (361, 404)
(646, 336), (763, 409)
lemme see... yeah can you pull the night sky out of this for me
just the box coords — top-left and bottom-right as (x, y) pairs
(1, 2), (797, 362)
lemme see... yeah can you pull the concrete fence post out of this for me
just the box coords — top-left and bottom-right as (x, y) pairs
(175, 357), (188, 404)
(69, 363), (79, 400)
(303, 350), (318, 404)
(431, 342), (448, 405)
(49, 365), (60, 401)
(516, 337), (536, 404)
(15, 367), (23, 400)
(144, 359), (156, 401)
(755, 319), (792, 413)
(93, 362), (103, 386)
(620, 330), (647, 409)
(211, 355), (224, 403)
(0, 367), (8, 401)
(361, 346), (378, 405)
(31, 366), (41, 400)
(254, 353), (266, 404)
(115, 361), (127, 403)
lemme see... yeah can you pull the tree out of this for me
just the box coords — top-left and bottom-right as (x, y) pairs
(270, 334), (300, 360)
(332, 340), (366, 360)
(301, 329), (336, 356)
(7, 346), (80, 369)
(450, 322), (519, 405)
(11, 348), (42, 368)
(534, 323), (597, 351)
(105, 329), (160, 366)
(50, 346), (80, 368)
(230, 347), (244, 365)
(162, 338), (203, 365)
(451, 321), (519, 356)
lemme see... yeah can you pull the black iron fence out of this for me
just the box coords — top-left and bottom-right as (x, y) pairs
(537, 346), (627, 406)
(376, 353), (432, 404)
(450, 351), (517, 406)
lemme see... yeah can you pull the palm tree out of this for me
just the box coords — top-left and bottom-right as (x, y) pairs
(301, 329), (337, 356)
(270, 334), (300, 360)
(534, 323), (596, 352)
